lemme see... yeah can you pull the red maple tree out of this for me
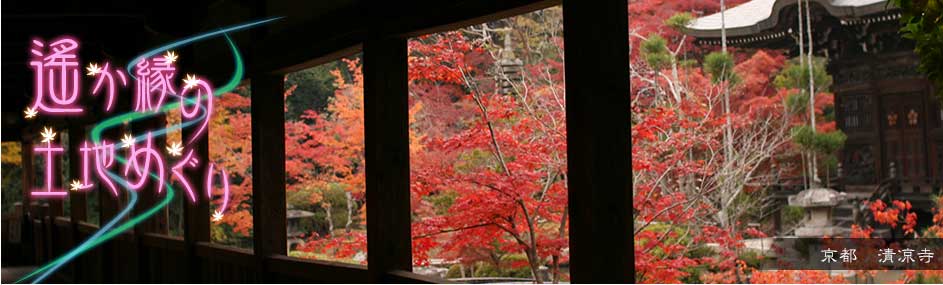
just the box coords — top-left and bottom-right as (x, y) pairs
(209, 88), (254, 243)
(408, 25), (570, 281)
(286, 59), (370, 263)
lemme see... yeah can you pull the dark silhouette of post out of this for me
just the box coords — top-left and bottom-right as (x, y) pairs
(563, 0), (633, 283)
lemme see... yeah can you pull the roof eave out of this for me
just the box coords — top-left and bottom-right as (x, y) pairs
(684, 0), (894, 39)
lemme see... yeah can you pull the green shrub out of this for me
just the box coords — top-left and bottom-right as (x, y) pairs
(641, 34), (672, 70)
(738, 251), (764, 269)
(785, 92), (809, 114)
(637, 223), (691, 258)
(773, 57), (832, 91)
(681, 263), (711, 283)
(472, 262), (501, 277)
(500, 255), (534, 278)
(664, 12), (693, 30)
(703, 52), (739, 84)
(782, 205), (806, 229)
(909, 272), (943, 284)
(446, 264), (465, 279)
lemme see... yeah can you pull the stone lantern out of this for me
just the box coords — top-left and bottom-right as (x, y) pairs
(787, 187), (847, 237)
(286, 208), (315, 251)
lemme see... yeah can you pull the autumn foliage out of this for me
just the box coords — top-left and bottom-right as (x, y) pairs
(395, 7), (575, 281)
(209, 87), (254, 245)
(198, 1), (943, 283)
(629, 0), (854, 283)
(285, 58), (368, 262)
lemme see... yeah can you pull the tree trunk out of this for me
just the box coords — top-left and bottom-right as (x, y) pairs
(324, 203), (334, 234)
(805, 0), (819, 185)
(797, 0), (804, 65)
(526, 246), (543, 283)
(491, 252), (505, 276)
(551, 206), (568, 283)
(551, 256), (560, 283)
(345, 191), (354, 233)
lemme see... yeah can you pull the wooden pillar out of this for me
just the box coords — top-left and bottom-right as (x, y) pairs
(66, 123), (88, 282)
(178, 13), (211, 276)
(134, 115), (166, 234)
(562, 0), (632, 283)
(873, 92), (886, 181)
(153, 114), (170, 235)
(98, 122), (124, 284)
(48, 125), (64, 217)
(363, 33), (412, 281)
(21, 132), (37, 265)
(133, 115), (165, 282)
(183, 124), (210, 282)
(67, 126), (87, 221)
(250, 74), (288, 265)
(21, 134), (34, 217)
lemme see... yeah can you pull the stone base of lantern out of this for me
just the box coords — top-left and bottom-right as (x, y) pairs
(794, 225), (840, 237)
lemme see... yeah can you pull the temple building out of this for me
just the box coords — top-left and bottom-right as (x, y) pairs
(687, 0), (942, 232)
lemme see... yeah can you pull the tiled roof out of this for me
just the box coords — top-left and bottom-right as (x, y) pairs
(686, 0), (890, 38)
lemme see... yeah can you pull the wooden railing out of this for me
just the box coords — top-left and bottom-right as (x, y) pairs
(11, 217), (378, 283)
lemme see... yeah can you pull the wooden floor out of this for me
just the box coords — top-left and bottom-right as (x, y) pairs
(1, 267), (39, 284)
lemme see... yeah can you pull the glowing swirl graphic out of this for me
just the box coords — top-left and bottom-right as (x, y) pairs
(17, 17), (280, 284)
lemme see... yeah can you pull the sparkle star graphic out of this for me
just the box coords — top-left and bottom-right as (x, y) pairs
(183, 74), (200, 89)
(24, 107), (38, 119)
(86, 62), (102, 76)
(166, 141), (183, 156)
(212, 211), (224, 222)
(120, 133), (135, 148)
(163, 51), (178, 63)
(70, 180), (84, 191)
(40, 127), (57, 143)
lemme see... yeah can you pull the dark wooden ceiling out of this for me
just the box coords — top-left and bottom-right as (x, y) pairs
(2, 0), (558, 141)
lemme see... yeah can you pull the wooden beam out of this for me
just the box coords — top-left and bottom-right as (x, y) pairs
(388, 0), (559, 38)
(266, 255), (368, 283)
(248, 0), (554, 74)
(363, 33), (412, 281)
(247, 4), (365, 75)
(386, 270), (447, 283)
(562, 0), (632, 283)
(250, 74), (288, 263)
